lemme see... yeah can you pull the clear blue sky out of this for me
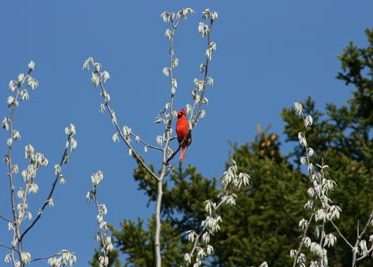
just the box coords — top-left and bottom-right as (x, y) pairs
(0, 0), (372, 265)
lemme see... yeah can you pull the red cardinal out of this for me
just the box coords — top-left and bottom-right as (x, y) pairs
(176, 108), (192, 161)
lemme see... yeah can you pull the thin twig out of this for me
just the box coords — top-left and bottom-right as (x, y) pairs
(93, 186), (110, 261)
(352, 208), (373, 266)
(190, 20), (214, 129)
(293, 214), (314, 267)
(0, 243), (19, 252)
(6, 69), (33, 264)
(97, 80), (160, 182)
(357, 245), (373, 262)
(330, 220), (353, 249)
(358, 209), (373, 240)
(129, 132), (163, 152)
(187, 191), (229, 261)
(0, 215), (14, 224)
(165, 130), (191, 164)
(20, 140), (69, 240)
(189, 233), (202, 260)
(31, 254), (58, 262)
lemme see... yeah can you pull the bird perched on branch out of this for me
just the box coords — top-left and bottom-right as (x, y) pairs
(176, 108), (192, 161)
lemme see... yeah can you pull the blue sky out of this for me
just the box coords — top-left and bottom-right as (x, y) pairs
(0, 0), (372, 265)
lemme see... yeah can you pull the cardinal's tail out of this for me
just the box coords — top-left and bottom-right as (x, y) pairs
(179, 146), (187, 161)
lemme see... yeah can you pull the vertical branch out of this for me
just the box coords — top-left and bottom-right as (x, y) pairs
(159, 9), (218, 266)
(156, 11), (182, 267)
(4, 64), (36, 266)
(292, 214), (314, 267)
(189, 10), (217, 129)
(165, 9), (218, 164)
(291, 103), (341, 267)
(87, 170), (113, 267)
(155, 167), (165, 267)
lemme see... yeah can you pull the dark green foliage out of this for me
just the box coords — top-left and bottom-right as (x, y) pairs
(91, 29), (373, 266)
(111, 218), (185, 267)
(211, 135), (308, 267)
(337, 28), (373, 127)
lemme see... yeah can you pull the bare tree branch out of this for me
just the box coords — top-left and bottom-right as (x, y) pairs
(330, 220), (354, 249)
